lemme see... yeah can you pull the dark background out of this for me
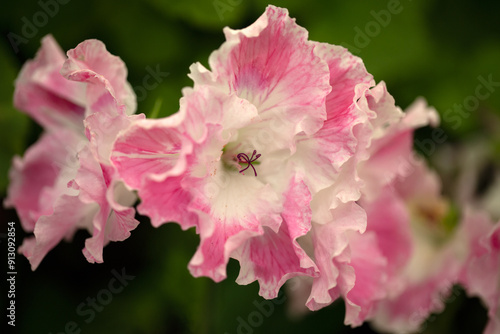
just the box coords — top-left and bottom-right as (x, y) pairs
(1, 0), (499, 333)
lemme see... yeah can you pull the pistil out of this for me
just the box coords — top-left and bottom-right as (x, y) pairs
(237, 150), (261, 176)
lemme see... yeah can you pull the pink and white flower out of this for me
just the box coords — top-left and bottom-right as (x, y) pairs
(352, 104), (469, 332)
(341, 99), (498, 333)
(112, 5), (376, 298)
(13, 35), (86, 131)
(285, 91), (441, 327)
(298, 85), (432, 323)
(459, 209), (500, 334)
(367, 162), (462, 333)
(6, 36), (141, 269)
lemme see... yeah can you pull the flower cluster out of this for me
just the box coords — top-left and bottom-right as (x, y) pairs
(5, 35), (143, 269)
(5, 5), (499, 333)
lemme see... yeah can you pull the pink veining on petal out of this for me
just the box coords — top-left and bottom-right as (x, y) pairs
(187, 172), (282, 282)
(111, 116), (191, 190)
(205, 6), (331, 136)
(313, 42), (374, 170)
(234, 176), (318, 299)
(188, 213), (264, 282)
(137, 175), (197, 229)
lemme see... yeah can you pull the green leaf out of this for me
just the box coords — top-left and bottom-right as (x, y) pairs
(141, 0), (250, 30)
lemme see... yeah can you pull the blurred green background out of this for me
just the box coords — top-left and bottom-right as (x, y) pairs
(1, 0), (499, 333)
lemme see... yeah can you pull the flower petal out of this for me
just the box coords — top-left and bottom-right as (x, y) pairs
(111, 115), (191, 190)
(306, 202), (367, 310)
(342, 231), (388, 326)
(75, 145), (139, 263)
(188, 172), (282, 282)
(460, 209), (500, 334)
(361, 186), (413, 279)
(85, 110), (145, 165)
(18, 194), (95, 270)
(312, 42), (374, 170)
(360, 94), (439, 200)
(61, 39), (137, 115)
(234, 176), (318, 299)
(195, 5), (331, 135)
(4, 130), (82, 232)
(14, 35), (85, 130)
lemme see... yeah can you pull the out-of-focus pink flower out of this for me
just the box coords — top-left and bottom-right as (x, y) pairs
(302, 86), (435, 325)
(367, 162), (463, 333)
(112, 5), (377, 299)
(285, 92), (441, 327)
(358, 105), (468, 332)
(61, 38), (137, 116)
(459, 209), (500, 334)
(13, 34), (86, 131)
(342, 99), (498, 333)
(4, 128), (84, 234)
(6, 37), (141, 269)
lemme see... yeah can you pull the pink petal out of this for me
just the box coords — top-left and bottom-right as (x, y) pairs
(294, 82), (398, 211)
(289, 46), (375, 200)
(179, 86), (260, 144)
(137, 175), (197, 229)
(368, 165), (462, 332)
(61, 39), (137, 116)
(234, 224), (317, 299)
(14, 35), (86, 130)
(394, 158), (442, 201)
(111, 115), (196, 230)
(111, 116), (191, 190)
(361, 186), (413, 279)
(85, 110), (145, 164)
(75, 145), (139, 263)
(342, 232), (388, 326)
(188, 212), (264, 282)
(196, 5), (331, 135)
(306, 202), (367, 310)
(312, 42), (374, 170)
(460, 209), (500, 334)
(373, 271), (458, 333)
(4, 130), (83, 232)
(188, 175), (282, 282)
(234, 176), (318, 299)
(361, 94), (439, 199)
(18, 194), (95, 270)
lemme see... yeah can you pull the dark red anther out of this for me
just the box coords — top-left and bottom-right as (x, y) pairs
(237, 150), (261, 176)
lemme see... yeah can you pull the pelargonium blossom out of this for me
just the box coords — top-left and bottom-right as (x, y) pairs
(331, 98), (499, 333)
(366, 162), (462, 333)
(5, 35), (142, 269)
(352, 103), (468, 332)
(111, 5), (381, 298)
(302, 84), (423, 324)
(459, 209), (500, 334)
(285, 84), (439, 326)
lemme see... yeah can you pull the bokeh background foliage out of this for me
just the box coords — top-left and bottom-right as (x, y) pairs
(1, 0), (499, 333)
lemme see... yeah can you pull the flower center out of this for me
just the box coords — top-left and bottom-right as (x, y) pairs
(409, 197), (459, 244)
(237, 150), (261, 176)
